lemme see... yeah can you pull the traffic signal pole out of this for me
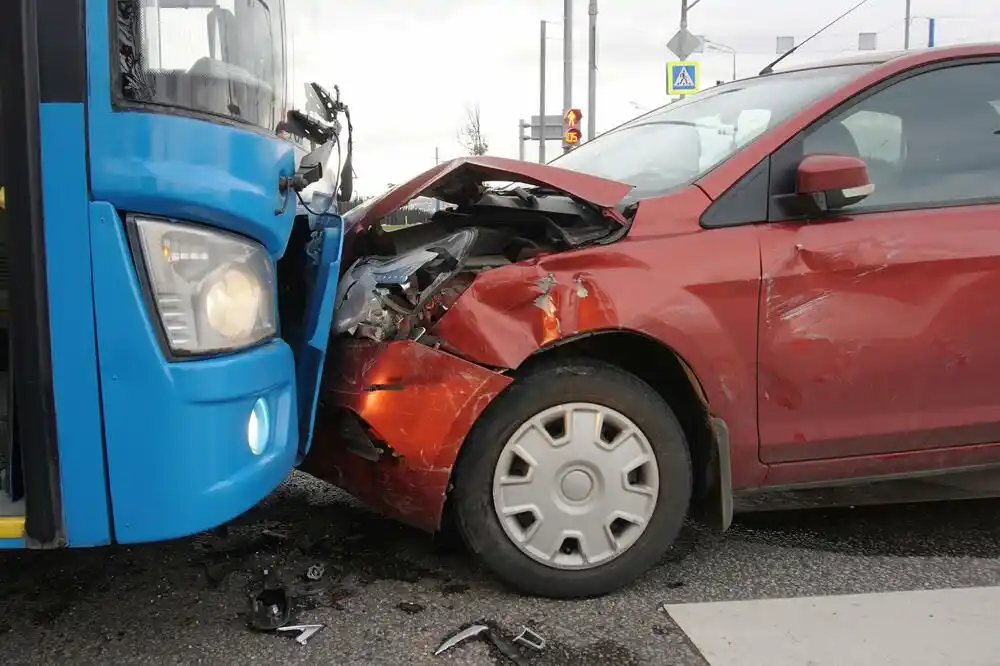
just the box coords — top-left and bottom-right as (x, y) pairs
(680, 0), (701, 31)
(587, 0), (597, 141)
(563, 0), (573, 154)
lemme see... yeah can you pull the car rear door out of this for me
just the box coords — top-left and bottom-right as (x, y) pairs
(757, 58), (1000, 468)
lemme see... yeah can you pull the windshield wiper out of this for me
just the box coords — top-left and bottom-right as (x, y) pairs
(633, 120), (707, 129)
(524, 186), (565, 197)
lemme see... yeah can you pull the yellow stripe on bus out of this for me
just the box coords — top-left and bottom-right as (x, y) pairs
(0, 516), (25, 539)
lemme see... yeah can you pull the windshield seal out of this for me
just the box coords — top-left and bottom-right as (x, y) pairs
(547, 63), (876, 204)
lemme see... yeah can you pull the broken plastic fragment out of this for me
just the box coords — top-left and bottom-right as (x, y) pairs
(305, 564), (326, 581)
(397, 601), (425, 614)
(434, 622), (529, 664)
(434, 623), (489, 655)
(276, 624), (325, 645)
(248, 569), (291, 631)
(249, 588), (291, 631)
(513, 627), (546, 651)
(334, 229), (478, 336)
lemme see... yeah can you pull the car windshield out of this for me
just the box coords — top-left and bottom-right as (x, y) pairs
(115, 0), (299, 137)
(549, 64), (875, 203)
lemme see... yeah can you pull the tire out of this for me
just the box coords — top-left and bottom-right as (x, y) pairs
(452, 358), (692, 599)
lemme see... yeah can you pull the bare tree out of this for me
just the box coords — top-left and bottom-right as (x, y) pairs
(457, 104), (489, 156)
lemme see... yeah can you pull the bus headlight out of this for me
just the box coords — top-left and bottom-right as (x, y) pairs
(130, 216), (277, 356)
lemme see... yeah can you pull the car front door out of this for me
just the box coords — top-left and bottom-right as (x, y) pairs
(757, 59), (1000, 468)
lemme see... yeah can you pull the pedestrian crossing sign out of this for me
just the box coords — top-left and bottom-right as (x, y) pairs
(667, 61), (700, 95)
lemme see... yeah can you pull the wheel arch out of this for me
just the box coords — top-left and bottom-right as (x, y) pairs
(445, 328), (734, 532)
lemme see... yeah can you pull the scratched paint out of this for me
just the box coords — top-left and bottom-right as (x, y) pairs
(758, 207), (1000, 469)
(302, 339), (512, 532)
(432, 261), (622, 368)
(306, 45), (1000, 538)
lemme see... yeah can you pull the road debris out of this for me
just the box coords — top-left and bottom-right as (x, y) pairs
(245, 569), (328, 645)
(276, 624), (325, 646)
(434, 624), (489, 655)
(434, 622), (530, 664)
(305, 563), (326, 581)
(249, 589), (291, 631)
(513, 627), (546, 651)
(261, 527), (291, 541)
(487, 629), (528, 664)
(248, 570), (291, 631)
(397, 601), (425, 614)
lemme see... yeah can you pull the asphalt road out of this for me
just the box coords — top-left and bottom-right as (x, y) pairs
(1, 473), (998, 666)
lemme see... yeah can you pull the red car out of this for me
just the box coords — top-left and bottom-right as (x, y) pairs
(303, 44), (1000, 598)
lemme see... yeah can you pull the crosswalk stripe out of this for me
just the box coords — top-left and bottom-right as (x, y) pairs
(663, 586), (1000, 666)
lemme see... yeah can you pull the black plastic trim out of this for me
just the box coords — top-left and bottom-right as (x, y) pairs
(1, 0), (65, 546)
(733, 462), (1000, 513)
(699, 157), (771, 229)
(710, 417), (734, 531)
(768, 55), (1000, 223)
(37, 0), (87, 103)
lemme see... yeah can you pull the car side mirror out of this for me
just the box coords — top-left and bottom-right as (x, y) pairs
(796, 154), (873, 213)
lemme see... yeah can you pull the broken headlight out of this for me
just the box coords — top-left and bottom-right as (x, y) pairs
(334, 228), (478, 337)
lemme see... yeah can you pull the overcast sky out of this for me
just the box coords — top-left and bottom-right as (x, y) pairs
(284, 0), (999, 196)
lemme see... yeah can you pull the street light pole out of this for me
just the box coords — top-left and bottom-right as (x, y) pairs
(904, 0), (912, 49)
(705, 40), (737, 82)
(539, 20), (547, 164)
(680, 0), (701, 31)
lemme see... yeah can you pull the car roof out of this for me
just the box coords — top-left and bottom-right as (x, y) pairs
(773, 42), (1000, 74)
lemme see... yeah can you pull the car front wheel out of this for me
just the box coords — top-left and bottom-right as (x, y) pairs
(452, 359), (692, 598)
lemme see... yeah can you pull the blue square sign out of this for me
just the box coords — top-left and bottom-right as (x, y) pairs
(667, 61), (700, 95)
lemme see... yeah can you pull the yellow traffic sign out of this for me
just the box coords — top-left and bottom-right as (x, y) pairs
(667, 61), (700, 95)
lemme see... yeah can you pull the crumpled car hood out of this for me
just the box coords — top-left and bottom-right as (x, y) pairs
(342, 155), (634, 234)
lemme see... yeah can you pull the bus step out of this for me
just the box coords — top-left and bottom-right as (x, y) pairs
(0, 491), (22, 517)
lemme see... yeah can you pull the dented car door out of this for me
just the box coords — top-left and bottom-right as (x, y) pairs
(757, 61), (1000, 468)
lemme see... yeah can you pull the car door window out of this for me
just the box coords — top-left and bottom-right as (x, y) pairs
(798, 61), (1000, 212)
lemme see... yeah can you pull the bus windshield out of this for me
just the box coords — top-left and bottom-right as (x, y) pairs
(115, 0), (294, 136)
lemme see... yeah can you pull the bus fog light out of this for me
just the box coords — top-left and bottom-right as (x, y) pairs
(247, 398), (271, 456)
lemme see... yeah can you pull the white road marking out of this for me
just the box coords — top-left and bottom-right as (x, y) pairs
(664, 586), (1000, 666)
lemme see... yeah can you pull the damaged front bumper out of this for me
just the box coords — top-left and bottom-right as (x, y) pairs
(300, 338), (511, 532)
(301, 156), (637, 531)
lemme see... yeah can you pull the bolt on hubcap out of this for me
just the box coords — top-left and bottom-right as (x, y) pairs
(492, 402), (660, 570)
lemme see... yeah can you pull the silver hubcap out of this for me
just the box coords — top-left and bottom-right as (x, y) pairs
(491, 402), (660, 570)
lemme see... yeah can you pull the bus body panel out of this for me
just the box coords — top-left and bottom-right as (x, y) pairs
(84, 0), (297, 260)
(292, 218), (344, 458)
(86, 111), (297, 259)
(40, 102), (112, 547)
(90, 203), (298, 543)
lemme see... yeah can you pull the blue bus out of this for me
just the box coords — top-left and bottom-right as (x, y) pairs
(0, 0), (346, 548)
